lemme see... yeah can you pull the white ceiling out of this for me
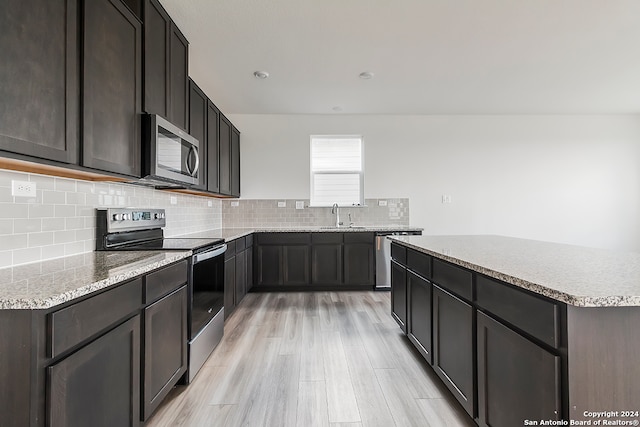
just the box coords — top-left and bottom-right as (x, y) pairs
(160, 0), (640, 115)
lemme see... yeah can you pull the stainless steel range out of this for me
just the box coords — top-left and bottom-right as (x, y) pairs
(96, 208), (226, 383)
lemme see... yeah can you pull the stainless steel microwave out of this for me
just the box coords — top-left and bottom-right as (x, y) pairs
(142, 114), (200, 186)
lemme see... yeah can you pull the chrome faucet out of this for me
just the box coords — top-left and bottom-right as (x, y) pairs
(331, 203), (341, 227)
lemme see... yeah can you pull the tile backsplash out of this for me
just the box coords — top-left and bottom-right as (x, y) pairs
(0, 169), (222, 268)
(222, 198), (410, 228)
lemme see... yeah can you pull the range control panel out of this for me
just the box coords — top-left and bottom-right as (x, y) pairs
(98, 208), (166, 233)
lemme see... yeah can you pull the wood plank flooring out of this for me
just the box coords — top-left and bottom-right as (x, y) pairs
(145, 292), (475, 427)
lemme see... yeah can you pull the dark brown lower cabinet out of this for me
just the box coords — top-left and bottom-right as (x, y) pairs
(47, 315), (141, 427)
(312, 243), (342, 285)
(407, 270), (432, 364)
(283, 245), (310, 285)
(344, 233), (374, 286)
(224, 255), (236, 318)
(235, 248), (247, 305)
(142, 286), (187, 420)
(477, 311), (561, 427)
(432, 285), (474, 416)
(390, 259), (407, 333)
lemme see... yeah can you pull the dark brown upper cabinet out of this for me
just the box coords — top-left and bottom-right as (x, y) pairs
(188, 79), (207, 190)
(143, 0), (189, 131)
(231, 126), (241, 197)
(207, 101), (220, 193)
(0, 0), (79, 164)
(219, 114), (232, 195)
(82, 0), (142, 177)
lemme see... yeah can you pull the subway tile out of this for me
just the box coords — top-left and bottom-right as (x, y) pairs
(43, 190), (66, 204)
(30, 174), (55, 190)
(54, 230), (76, 244)
(28, 232), (54, 247)
(66, 191), (85, 205)
(0, 187), (12, 202)
(55, 177), (76, 192)
(55, 205), (76, 218)
(2, 234), (28, 251)
(65, 217), (85, 230)
(14, 218), (42, 233)
(42, 218), (66, 232)
(75, 228), (94, 240)
(0, 219), (13, 235)
(64, 241), (86, 256)
(0, 203), (28, 219)
(0, 170), (29, 186)
(29, 204), (55, 218)
(0, 250), (12, 268)
(41, 244), (66, 261)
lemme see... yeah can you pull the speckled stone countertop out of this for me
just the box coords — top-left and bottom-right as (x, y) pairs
(0, 251), (191, 310)
(177, 226), (423, 242)
(389, 235), (640, 307)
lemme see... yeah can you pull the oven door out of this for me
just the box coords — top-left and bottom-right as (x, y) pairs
(190, 244), (226, 338)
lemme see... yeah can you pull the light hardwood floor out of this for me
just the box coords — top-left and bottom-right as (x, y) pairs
(145, 291), (475, 427)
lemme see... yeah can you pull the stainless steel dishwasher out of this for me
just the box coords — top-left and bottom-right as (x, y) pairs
(375, 231), (422, 290)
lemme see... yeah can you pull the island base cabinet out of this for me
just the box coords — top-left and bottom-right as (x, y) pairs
(477, 311), (561, 427)
(432, 285), (474, 417)
(390, 259), (407, 333)
(407, 270), (432, 364)
(47, 315), (141, 427)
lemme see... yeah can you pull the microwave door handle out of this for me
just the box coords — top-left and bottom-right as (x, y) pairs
(191, 147), (200, 177)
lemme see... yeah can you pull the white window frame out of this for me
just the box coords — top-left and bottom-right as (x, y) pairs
(309, 135), (365, 207)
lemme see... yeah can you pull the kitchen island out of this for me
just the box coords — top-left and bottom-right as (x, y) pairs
(389, 235), (640, 427)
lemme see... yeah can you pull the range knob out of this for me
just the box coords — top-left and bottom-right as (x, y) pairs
(113, 213), (124, 221)
(154, 212), (160, 220)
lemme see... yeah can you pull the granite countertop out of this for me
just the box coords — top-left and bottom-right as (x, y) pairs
(0, 251), (191, 310)
(389, 235), (640, 307)
(176, 226), (423, 242)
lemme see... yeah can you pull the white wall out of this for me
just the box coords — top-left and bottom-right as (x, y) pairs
(228, 114), (640, 252)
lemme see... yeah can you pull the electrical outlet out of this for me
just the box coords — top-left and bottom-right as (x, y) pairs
(231, 201), (240, 207)
(170, 196), (177, 205)
(12, 180), (36, 197)
(441, 195), (452, 203)
(378, 200), (388, 207)
(296, 201), (305, 210)
(207, 201), (213, 207)
(277, 201), (286, 208)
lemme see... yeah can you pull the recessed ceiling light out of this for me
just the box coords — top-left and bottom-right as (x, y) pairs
(253, 71), (269, 79)
(359, 71), (374, 80)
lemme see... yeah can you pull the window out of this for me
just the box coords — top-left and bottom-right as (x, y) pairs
(310, 135), (364, 207)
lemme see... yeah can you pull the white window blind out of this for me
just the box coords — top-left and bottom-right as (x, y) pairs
(310, 136), (364, 206)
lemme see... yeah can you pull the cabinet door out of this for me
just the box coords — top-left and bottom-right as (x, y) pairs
(188, 79), (207, 190)
(143, 286), (187, 420)
(235, 249), (247, 305)
(407, 270), (432, 364)
(344, 243), (374, 285)
(169, 24), (188, 131)
(207, 101), (220, 193)
(142, 0), (170, 118)
(477, 311), (561, 427)
(48, 315), (141, 427)
(224, 257), (235, 319)
(82, 0), (141, 176)
(0, 0), (79, 163)
(283, 245), (310, 285)
(432, 285), (474, 416)
(256, 245), (282, 286)
(312, 244), (342, 285)
(391, 260), (407, 333)
(246, 245), (253, 292)
(231, 127), (241, 197)
(219, 115), (232, 195)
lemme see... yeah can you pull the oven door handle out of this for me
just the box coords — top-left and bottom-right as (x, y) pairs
(193, 243), (227, 263)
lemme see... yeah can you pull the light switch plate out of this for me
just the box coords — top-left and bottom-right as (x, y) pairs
(277, 201), (286, 208)
(378, 200), (387, 207)
(296, 201), (304, 210)
(170, 196), (178, 205)
(231, 201), (240, 207)
(11, 180), (36, 198)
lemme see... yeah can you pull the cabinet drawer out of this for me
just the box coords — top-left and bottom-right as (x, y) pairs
(391, 243), (407, 264)
(312, 233), (343, 244)
(234, 236), (246, 252)
(257, 233), (310, 245)
(476, 275), (560, 348)
(49, 278), (142, 358)
(344, 232), (373, 244)
(144, 260), (188, 304)
(432, 259), (473, 301)
(407, 249), (431, 279)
